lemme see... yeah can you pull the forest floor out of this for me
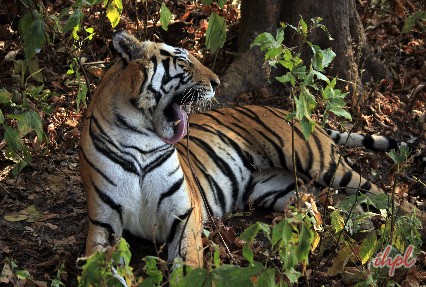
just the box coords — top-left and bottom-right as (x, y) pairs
(1, 1), (426, 286)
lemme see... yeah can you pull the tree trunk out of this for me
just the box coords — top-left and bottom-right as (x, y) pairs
(216, 0), (285, 103)
(216, 0), (388, 104)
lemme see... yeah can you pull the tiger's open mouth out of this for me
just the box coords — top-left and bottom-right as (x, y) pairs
(160, 89), (212, 144)
(162, 103), (188, 144)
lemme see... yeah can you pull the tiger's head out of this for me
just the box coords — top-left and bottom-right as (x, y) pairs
(110, 30), (220, 144)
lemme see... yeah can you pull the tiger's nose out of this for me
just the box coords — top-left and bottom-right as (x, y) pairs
(210, 79), (220, 92)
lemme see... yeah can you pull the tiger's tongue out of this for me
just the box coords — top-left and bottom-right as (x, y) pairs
(162, 103), (188, 144)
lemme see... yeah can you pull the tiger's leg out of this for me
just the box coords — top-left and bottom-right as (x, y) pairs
(166, 185), (204, 268)
(243, 169), (317, 212)
(84, 181), (124, 256)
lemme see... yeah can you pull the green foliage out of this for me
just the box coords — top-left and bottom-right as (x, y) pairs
(402, 11), (426, 34)
(388, 145), (411, 168)
(19, 9), (46, 59)
(1, 85), (52, 175)
(106, 0), (123, 28)
(205, 12), (227, 53)
(160, 3), (173, 31)
(252, 17), (351, 140)
(50, 264), (66, 287)
(78, 238), (134, 287)
(77, 209), (317, 286)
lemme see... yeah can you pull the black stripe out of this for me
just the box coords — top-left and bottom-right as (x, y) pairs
(190, 136), (240, 206)
(115, 113), (149, 135)
(323, 161), (337, 186)
(189, 123), (255, 172)
(254, 182), (296, 208)
(293, 125), (314, 175)
(242, 175), (255, 206)
(180, 145), (226, 215)
(144, 148), (176, 174)
(361, 135), (375, 150)
(202, 114), (254, 148)
(167, 209), (192, 243)
(92, 182), (123, 223)
(210, 109), (225, 115)
(80, 148), (117, 186)
(160, 49), (173, 57)
(138, 67), (149, 96)
(262, 106), (289, 121)
(339, 171), (353, 188)
(360, 181), (372, 193)
(158, 177), (184, 205)
(235, 106), (285, 147)
(90, 131), (139, 175)
(89, 116), (140, 174)
(89, 217), (115, 242)
(387, 138), (398, 150)
(256, 129), (288, 169)
(168, 165), (181, 176)
(269, 182), (297, 209)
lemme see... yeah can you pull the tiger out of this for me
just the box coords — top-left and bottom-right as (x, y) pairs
(79, 30), (426, 267)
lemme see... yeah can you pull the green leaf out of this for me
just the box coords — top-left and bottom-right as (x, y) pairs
(321, 48), (336, 69)
(177, 268), (209, 287)
(77, 81), (88, 111)
(242, 244), (254, 264)
(240, 222), (270, 264)
(213, 245), (221, 267)
(295, 222), (313, 262)
(328, 106), (352, 120)
(217, 0), (226, 8)
(8, 111), (44, 141)
(276, 73), (295, 86)
(284, 268), (302, 284)
(63, 8), (83, 33)
(16, 269), (31, 280)
(25, 205), (41, 222)
(265, 47), (283, 60)
(3, 125), (24, 151)
(201, 0), (214, 5)
(330, 210), (345, 233)
(22, 11), (46, 59)
(360, 234), (378, 264)
(206, 12), (226, 53)
(365, 193), (390, 210)
(0, 88), (12, 104)
(251, 30), (283, 51)
(271, 219), (292, 246)
(18, 10), (33, 37)
(311, 70), (329, 83)
(4, 214), (29, 222)
(299, 17), (308, 40)
(112, 238), (131, 266)
(212, 262), (262, 286)
(106, 0), (123, 28)
(256, 269), (276, 287)
(240, 222), (270, 243)
(0, 110), (4, 124)
(160, 3), (173, 31)
(311, 45), (335, 71)
(12, 158), (30, 175)
(402, 11), (426, 33)
(27, 59), (43, 82)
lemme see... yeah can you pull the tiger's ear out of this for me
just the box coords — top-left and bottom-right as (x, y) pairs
(112, 30), (143, 63)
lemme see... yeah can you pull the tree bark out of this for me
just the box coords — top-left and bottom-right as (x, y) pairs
(217, 0), (388, 104)
(216, 0), (285, 103)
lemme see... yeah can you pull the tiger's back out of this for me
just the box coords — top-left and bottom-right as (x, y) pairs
(176, 105), (381, 219)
